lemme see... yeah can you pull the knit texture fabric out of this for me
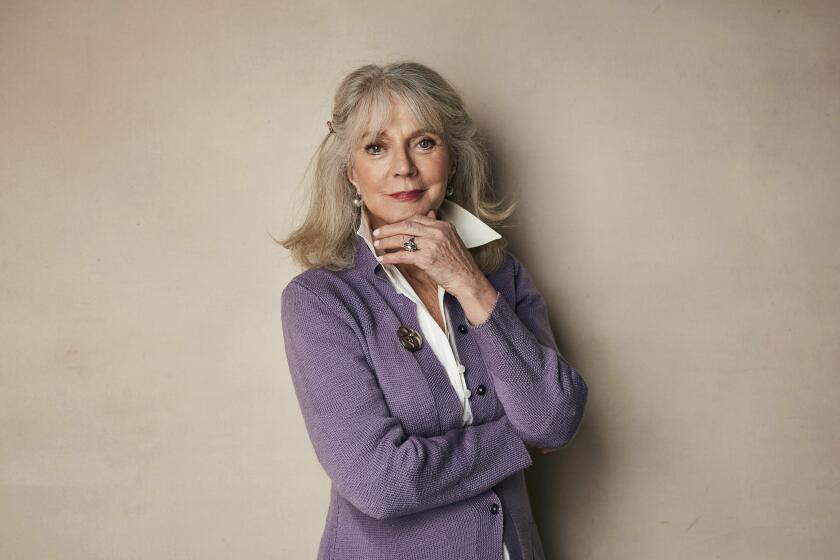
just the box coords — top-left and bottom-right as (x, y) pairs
(281, 235), (588, 560)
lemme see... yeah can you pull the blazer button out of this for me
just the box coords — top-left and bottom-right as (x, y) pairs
(489, 503), (500, 515)
(458, 324), (468, 334)
(475, 384), (486, 395)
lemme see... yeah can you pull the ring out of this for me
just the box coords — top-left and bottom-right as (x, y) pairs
(402, 237), (418, 252)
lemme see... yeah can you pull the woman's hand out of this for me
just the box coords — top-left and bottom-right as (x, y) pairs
(372, 208), (494, 303)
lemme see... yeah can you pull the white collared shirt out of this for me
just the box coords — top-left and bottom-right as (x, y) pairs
(356, 199), (511, 560)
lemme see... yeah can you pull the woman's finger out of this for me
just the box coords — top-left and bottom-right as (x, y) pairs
(375, 233), (438, 252)
(377, 248), (421, 265)
(372, 216), (440, 241)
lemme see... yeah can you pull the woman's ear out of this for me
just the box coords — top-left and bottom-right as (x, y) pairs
(346, 163), (357, 186)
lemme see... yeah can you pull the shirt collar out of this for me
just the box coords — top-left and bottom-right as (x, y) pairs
(355, 198), (503, 274)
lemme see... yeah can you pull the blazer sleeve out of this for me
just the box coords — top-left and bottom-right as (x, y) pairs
(465, 254), (589, 449)
(281, 279), (533, 521)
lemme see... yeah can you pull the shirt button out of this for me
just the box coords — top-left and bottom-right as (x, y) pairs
(475, 384), (486, 395)
(489, 503), (500, 515)
(458, 324), (468, 334)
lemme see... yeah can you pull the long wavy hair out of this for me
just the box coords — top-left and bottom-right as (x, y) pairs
(277, 61), (517, 274)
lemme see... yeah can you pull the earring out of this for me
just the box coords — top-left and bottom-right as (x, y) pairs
(445, 183), (454, 197)
(352, 191), (363, 207)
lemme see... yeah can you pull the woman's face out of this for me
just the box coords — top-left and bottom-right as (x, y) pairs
(346, 100), (454, 232)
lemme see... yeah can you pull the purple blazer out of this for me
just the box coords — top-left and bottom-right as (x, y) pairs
(281, 235), (588, 560)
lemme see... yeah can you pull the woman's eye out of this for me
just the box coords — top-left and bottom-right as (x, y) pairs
(365, 143), (383, 154)
(418, 138), (436, 150)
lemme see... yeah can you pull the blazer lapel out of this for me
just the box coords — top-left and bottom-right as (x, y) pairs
(354, 236), (467, 433)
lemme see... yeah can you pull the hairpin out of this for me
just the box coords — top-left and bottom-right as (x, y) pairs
(326, 120), (335, 134)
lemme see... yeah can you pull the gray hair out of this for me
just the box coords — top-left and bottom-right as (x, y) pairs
(278, 61), (516, 273)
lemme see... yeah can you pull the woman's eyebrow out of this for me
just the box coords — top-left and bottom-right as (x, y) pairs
(362, 129), (438, 140)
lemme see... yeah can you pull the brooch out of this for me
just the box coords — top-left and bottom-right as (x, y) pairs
(397, 325), (423, 352)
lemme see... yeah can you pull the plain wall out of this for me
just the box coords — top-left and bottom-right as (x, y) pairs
(1, 1), (838, 558)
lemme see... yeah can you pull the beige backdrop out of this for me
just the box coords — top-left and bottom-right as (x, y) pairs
(2, 1), (838, 558)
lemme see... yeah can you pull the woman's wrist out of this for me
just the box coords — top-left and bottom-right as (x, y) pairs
(452, 275), (499, 327)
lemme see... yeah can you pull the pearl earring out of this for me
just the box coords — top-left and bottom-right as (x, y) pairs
(352, 191), (363, 207)
(445, 183), (454, 197)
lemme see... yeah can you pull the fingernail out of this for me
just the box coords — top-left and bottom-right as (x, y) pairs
(372, 228), (381, 236)
(376, 255), (383, 261)
(373, 240), (380, 247)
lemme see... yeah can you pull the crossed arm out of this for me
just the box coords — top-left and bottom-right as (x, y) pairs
(281, 280), (533, 520)
(464, 253), (589, 450)
(280, 256), (588, 519)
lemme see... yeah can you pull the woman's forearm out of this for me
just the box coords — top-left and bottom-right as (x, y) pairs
(458, 257), (589, 449)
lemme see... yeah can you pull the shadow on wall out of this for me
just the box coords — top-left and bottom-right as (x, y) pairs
(522, 277), (603, 559)
(526, 421), (604, 560)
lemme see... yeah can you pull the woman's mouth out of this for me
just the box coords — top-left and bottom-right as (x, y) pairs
(389, 189), (424, 201)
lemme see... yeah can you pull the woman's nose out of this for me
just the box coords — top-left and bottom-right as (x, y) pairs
(392, 145), (417, 177)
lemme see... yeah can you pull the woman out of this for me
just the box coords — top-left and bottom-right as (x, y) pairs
(279, 61), (588, 560)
